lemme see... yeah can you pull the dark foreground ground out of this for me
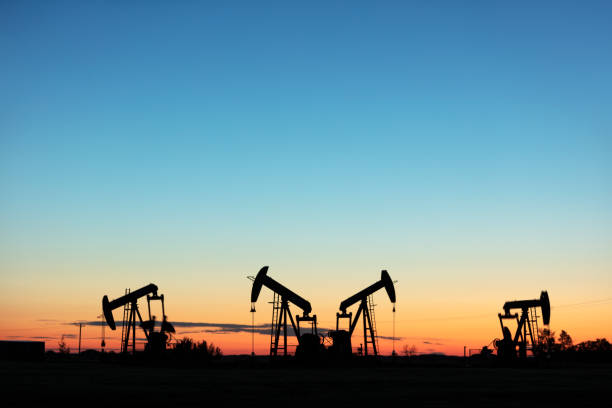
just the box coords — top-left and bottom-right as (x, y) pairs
(3, 357), (611, 407)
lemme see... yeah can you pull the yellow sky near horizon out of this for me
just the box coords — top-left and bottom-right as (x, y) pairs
(2, 0), (612, 361)
(1, 265), (610, 356)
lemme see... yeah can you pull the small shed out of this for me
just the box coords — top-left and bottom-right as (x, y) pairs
(0, 340), (45, 360)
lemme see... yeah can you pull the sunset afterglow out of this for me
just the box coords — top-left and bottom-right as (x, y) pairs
(1, 1), (611, 357)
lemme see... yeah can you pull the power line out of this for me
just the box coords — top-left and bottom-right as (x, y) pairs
(392, 297), (612, 323)
(552, 297), (612, 309)
(395, 313), (491, 323)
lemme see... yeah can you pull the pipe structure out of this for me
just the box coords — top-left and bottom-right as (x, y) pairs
(251, 266), (312, 315)
(102, 283), (158, 330)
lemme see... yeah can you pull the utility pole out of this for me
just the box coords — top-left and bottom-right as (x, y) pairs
(78, 323), (83, 354)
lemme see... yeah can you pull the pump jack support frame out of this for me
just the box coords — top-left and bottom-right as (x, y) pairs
(271, 299), (318, 356)
(498, 307), (537, 359)
(122, 300), (151, 355)
(337, 298), (378, 356)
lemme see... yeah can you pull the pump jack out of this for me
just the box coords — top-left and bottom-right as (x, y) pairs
(250, 266), (321, 356)
(496, 291), (550, 360)
(102, 284), (175, 354)
(330, 270), (396, 356)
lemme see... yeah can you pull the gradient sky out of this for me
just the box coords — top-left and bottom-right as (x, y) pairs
(1, 1), (611, 355)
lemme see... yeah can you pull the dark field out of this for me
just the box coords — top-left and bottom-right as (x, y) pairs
(3, 357), (611, 407)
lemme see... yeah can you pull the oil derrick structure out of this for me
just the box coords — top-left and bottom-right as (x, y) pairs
(102, 284), (175, 355)
(330, 270), (396, 357)
(250, 266), (321, 357)
(495, 291), (550, 360)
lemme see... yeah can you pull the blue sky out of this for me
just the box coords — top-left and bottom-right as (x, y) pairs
(1, 2), (611, 352)
(3, 2), (610, 242)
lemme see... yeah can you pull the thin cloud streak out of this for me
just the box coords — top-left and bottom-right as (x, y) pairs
(67, 321), (403, 340)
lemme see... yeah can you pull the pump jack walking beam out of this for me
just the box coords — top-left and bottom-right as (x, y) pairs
(251, 266), (317, 356)
(102, 283), (175, 355)
(497, 291), (550, 359)
(336, 270), (396, 356)
(343, 299), (379, 355)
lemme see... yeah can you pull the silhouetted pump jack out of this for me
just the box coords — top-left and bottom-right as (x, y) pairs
(496, 291), (550, 360)
(251, 266), (321, 357)
(102, 283), (175, 355)
(330, 270), (396, 356)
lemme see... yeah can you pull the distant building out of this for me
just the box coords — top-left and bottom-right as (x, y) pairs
(0, 340), (45, 360)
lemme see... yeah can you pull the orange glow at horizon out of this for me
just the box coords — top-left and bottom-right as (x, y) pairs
(2, 292), (610, 357)
(2, 0), (612, 364)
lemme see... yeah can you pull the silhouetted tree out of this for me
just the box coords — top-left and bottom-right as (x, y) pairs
(558, 330), (573, 351)
(576, 338), (611, 353)
(535, 328), (557, 354)
(58, 335), (70, 354)
(172, 337), (222, 363)
(402, 344), (417, 357)
(195, 339), (222, 358)
(173, 337), (195, 354)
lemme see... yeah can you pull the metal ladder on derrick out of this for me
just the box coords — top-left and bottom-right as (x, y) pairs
(529, 308), (540, 352)
(269, 292), (281, 355)
(120, 288), (131, 353)
(367, 294), (379, 354)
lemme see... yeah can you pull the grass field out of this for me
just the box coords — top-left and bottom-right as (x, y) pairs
(3, 357), (611, 406)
